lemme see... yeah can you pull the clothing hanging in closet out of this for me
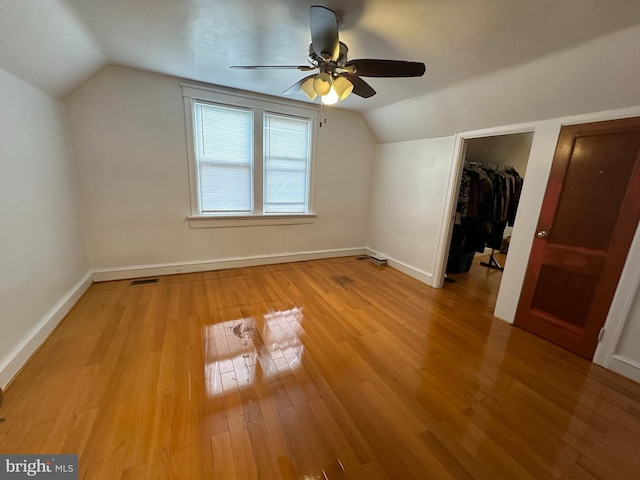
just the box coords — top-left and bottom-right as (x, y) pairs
(447, 163), (523, 273)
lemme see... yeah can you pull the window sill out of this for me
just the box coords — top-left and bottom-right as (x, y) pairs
(188, 213), (318, 228)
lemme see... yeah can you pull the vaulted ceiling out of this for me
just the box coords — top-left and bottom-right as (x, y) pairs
(2, 0), (640, 113)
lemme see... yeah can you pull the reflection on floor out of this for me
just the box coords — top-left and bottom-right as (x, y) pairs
(445, 251), (507, 312)
(1, 256), (639, 479)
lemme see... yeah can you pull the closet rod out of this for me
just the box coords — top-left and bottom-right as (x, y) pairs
(465, 161), (512, 172)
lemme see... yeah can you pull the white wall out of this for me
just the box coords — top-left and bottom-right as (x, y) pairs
(365, 24), (640, 143)
(367, 136), (455, 284)
(465, 110), (640, 387)
(492, 122), (562, 321)
(64, 66), (376, 274)
(368, 107), (640, 385)
(362, 20), (640, 383)
(465, 132), (534, 177)
(0, 67), (89, 388)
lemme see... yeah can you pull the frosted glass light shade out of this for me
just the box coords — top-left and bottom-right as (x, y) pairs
(313, 72), (332, 96)
(333, 76), (354, 100)
(301, 77), (317, 100)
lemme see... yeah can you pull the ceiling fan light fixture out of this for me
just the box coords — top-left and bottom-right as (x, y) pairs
(333, 76), (354, 100)
(233, 7), (425, 104)
(313, 72), (332, 96)
(300, 77), (317, 100)
(321, 86), (339, 105)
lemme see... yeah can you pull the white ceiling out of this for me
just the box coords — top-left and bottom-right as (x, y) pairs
(2, 0), (640, 113)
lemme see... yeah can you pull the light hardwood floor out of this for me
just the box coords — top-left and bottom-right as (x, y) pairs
(1, 256), (639, 479)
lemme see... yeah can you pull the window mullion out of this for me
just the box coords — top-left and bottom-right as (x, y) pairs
(253, 109), (264, 214)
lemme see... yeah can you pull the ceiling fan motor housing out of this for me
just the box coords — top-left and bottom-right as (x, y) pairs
(308, 42), (349, 76)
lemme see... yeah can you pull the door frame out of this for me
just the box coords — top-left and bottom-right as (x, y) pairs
(593, 212), (640, 382)
(432, 123), (536, 294)
(432, 105), (640, 379)
(514, 117), (640, 359)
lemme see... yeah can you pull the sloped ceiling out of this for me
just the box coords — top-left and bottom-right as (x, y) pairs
(1, 0), (640, 114)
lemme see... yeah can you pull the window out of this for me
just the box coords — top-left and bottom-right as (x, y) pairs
(183, 84), (318, 228)
(195, 103), (253, 213)
(263, 114), (311, 214)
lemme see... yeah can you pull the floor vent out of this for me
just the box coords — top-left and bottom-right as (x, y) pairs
(130, 278), (159, 286)
(370, 256), (388, 266)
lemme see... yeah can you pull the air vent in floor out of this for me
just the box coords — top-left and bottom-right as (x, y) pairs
(130, 278), (159, 286)
(370, 256), (388, 266)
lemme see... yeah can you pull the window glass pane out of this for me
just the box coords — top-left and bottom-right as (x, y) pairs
(194, 102), (252, 212)
(264, 114), (310, 213)
(200, 163), (252, 212)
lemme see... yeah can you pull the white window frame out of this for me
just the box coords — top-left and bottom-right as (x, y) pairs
(182, 84), (319, 228)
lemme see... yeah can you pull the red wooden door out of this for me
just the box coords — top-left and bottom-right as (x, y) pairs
(515, 117), (640, 359)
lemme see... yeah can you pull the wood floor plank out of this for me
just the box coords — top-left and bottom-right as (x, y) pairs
(1, 256), (639, 479)
(211, 430), (237, 480)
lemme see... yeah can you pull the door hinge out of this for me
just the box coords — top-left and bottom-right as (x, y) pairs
(598, 327), (606, 343)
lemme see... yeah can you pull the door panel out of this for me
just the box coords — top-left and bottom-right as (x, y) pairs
(552, 133), (639, 249)
(515, 117), (640, 359)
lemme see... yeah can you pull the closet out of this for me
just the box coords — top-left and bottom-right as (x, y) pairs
(446, 133), (533, 276)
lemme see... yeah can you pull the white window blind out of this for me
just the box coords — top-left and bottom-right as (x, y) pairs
(184, 84), (318, 225)
(194, 102), (253, 213)
(263, 114), (311, 213)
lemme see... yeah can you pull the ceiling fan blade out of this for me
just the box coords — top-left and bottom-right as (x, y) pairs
(342, 74), (376, 98)
(230, 65), (316, 71)
(282, 74), (316, 96)
(345, 59), (426, 77)
(310, 6), (339, 61)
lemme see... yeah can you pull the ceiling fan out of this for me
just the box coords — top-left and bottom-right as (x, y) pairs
(230, 5), (426, 105)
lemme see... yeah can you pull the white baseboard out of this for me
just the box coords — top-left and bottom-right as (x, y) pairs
(608, 355), (640, 384)
(91, 247), (368, 282)
(0, 271), (93, 390)
(1, 250), (368, 389)
(366, 248), (435, 287)
(1, 248), (418, 389)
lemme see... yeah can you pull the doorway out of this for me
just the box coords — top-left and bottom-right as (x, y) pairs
(443, 132), (534, 310)
(514, 117), (640, 359)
